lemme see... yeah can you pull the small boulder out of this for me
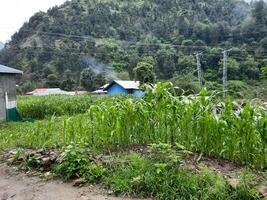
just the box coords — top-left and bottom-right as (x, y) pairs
(41, 157), (51, 167)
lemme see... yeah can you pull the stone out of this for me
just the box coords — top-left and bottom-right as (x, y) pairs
(41, 157), (51, 167)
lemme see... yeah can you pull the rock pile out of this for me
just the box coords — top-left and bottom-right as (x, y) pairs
(2, 149), (62, 171)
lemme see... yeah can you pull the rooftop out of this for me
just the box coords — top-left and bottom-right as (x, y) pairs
(27, 88), (69, 96)
(104, 80), (140, 90)
(0, 64), (23, 74)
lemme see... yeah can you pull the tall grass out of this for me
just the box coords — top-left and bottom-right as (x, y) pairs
(2, 83), (267, 168)
(17, 95), (98, 119)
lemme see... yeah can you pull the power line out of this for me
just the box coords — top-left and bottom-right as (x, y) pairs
(5, 45), (267, 62)
(1, 26), (267, 52)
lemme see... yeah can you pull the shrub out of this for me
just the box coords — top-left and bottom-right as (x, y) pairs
(54, 144), (105, 182)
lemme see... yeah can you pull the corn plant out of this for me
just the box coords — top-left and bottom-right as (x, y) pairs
(1, 83), (267, 169)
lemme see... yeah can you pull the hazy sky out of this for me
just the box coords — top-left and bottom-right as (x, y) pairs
(0, 0), (67, 42)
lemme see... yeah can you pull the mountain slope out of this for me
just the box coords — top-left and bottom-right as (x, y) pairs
(0, 0), (266, 94)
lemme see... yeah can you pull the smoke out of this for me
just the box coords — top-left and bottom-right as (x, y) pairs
(83, 56), (118, 80)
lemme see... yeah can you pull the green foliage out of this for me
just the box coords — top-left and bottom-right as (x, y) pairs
(133, 61), (155, 84)
(1, 0), (266, 92)
(54, 144), (105, 182)
(17, 95), (97, 119)
(233, 169), (260, 199)
(104, 154), (259, 200)
(171, 73), (200, 95)
(148, 143), (181, 165)
(227, 80), (249, 98)
(80, 68), (106, 91)
(219, 58), (240, 80)
(80, 68), (97, 91)
(60, 69), (76, 91)
(176, 54), (196, 76)
(45, 74), (60, 88)
(26, 156), (41, 169)
(261, 66), (267, 79)
(18, 81), (42, 95)
(2, 84), (266, 168)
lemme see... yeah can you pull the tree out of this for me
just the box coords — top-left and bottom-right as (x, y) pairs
(80, 68), (97, 91)
(140, 56), (156, 66)
(94, 73), (107, 88)
(228, 80), (249, 98)
(46, 74), (60, 88)
(241, 56), (260, 80)
(60, 69), (76, 91)
(171, 73), (200, 95)
(177, 54), (195, 74)
(134, 61), (155, 84)
(252, 0), (266, 25)
(156, 49), (176, 79)
(1, 0), (267, 98)
(219, 58), (240, 80)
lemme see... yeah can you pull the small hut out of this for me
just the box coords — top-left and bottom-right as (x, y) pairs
(0, 64), (22, 121)
(103, 80), (144, 97)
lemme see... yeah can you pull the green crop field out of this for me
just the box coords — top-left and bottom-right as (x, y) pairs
(17, 95), (99, 119)
(1, 83), (267, 169)
(0, 83), (266, 199)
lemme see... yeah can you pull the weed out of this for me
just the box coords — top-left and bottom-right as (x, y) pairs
(54, 144), (105, 182)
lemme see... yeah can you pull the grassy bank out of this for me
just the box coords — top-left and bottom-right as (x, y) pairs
(3, 143), (264, 200)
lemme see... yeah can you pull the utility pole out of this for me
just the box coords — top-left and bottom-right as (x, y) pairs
(222, 48), (232, 98)
(195, 53), (202, 88)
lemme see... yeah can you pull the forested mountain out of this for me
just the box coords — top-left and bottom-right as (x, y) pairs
(0, 0), (266, 97)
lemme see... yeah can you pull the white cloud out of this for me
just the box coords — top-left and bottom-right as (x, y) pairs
(0, 0), (67, 42)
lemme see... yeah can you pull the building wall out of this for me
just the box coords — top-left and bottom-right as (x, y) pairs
(0, 74), (17, 121)
(0, 87), (5, 121)
(107, 84), (127, 95)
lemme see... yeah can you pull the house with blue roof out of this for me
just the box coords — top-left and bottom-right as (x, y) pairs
(103, 80), (145, 97)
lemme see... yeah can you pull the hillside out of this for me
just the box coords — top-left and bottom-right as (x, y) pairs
(0, 0), (266, 96)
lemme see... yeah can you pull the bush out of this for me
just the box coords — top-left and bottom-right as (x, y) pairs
(54, 144), (105, 182)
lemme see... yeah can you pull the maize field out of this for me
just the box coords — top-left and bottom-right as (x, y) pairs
(17, 95), (98, 119)
(1, 83), (267, 169)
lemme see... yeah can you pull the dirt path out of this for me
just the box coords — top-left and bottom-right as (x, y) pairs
(0, 164), (146, 200)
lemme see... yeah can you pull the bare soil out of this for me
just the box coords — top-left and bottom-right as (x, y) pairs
(0, 164), (147, 200)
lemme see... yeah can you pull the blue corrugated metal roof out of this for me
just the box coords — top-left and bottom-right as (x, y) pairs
(0, 64), (22, 74)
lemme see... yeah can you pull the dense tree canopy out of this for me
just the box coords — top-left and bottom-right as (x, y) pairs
(134, 60), (156, 84)
(0, 0), (266, 97)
